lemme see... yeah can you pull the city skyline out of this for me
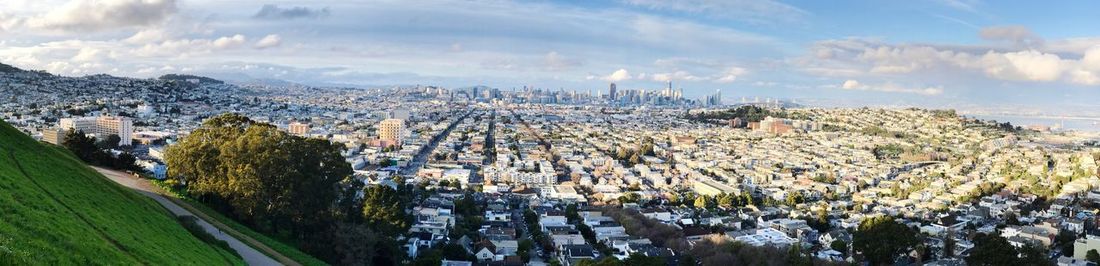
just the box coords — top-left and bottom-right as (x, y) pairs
(2, 0), (1100, 110)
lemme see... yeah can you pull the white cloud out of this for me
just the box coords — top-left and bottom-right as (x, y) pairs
(254, 34), (282, 49)
(841, 79), (861, 89)
(1069, 70), (1100, 85)
(1080, 46), (1100, 71)
(802, 38), (1100, 86)
(135, 34), (249, 57)
(838, 79), (944, 96)
(213, 34), (247, 49)
(981, 50), (1064, 81)
(124, 28), (167, 44)
(602, 69), (632, 82)
(652, 71), (702, 82)
(71, 47), (102, 62)
(26, 0), (177, 32)
(714, 67), (746, 83)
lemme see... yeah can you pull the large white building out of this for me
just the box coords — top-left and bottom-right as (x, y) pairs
(59, 116), (133, 146)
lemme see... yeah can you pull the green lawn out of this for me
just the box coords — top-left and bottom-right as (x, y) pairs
(0, 120), (243, 265)
(152, 180), (329, 266)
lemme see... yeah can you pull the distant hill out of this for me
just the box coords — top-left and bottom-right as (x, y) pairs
(0, 62), (23, 73)
(0, 120), (242, 264)
(158, 74), (225, 85)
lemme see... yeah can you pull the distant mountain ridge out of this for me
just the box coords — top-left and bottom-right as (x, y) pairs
(0, 62), (24, 73)
(0, 61), (226, 85)
(158, 74), (225, 85)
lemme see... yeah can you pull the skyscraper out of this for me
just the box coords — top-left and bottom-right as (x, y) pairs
(608, 83), (617, 100)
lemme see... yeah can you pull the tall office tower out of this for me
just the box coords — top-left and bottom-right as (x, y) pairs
(609, 83), (617, 100)
(377, 118), (405, 148)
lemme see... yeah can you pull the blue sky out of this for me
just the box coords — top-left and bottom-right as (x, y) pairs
(1, 0), (1099, 113)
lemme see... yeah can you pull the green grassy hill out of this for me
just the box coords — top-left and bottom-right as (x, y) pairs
(0, 120), (243, 265)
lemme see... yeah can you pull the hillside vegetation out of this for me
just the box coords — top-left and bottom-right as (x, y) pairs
(0, 120), (242, 265)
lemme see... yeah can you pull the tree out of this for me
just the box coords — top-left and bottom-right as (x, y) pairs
(1056, 230), (1077, 256)
(787, 244), (811, 266)
(618, 192), (641, 204)
(361, 185), (410, 233)
(323, 222), (402, 266)
(566, 204), (580, 222)
(831, 240), (848, 256)
(694, 195), (708, 209)
(164, 113), (357, 262)
(62, 129), (98, 162)
(96, 134), (122, 149)
(966, 233), (1019, 266)
(113, 152), (138, 171)
(678, 254), (697, 266)
(578, 257), (622, 266)
(943, 230), (956, 258)
(852, 216), (918, 265)
(518, 239), (534, 262)
(623, 253), (665, 266)
(717, 193), (734, 209)
(1018, 244), (1052, 266)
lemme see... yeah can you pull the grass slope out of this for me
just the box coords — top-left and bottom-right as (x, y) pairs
(0, 120), (243, 265)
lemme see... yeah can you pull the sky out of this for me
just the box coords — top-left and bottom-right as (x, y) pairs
(1, 0), (1100, 113)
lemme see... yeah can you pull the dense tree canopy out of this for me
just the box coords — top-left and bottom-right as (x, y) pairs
(166, 113), (351, 232)
(852, 216), (919, 265)
(62, 129), (139, 171)
(966, 233), (1019, 266)
(361, 185), (410, 233)
(164, 113), (410, 264)
(967, 233), (1052, 266)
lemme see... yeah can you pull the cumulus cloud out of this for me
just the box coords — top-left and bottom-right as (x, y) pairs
(27, 0), (177, 32)
(254, 34), (282, 49)
(801, 38), (1100, 86)
(135, 34), (249, 57)
(253, 4), (330, 20)
(601, 69), (632, 82)
(213, 34), (247, 49)
(981, 50), (1065, 81)
(838, 79), (944, 96)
